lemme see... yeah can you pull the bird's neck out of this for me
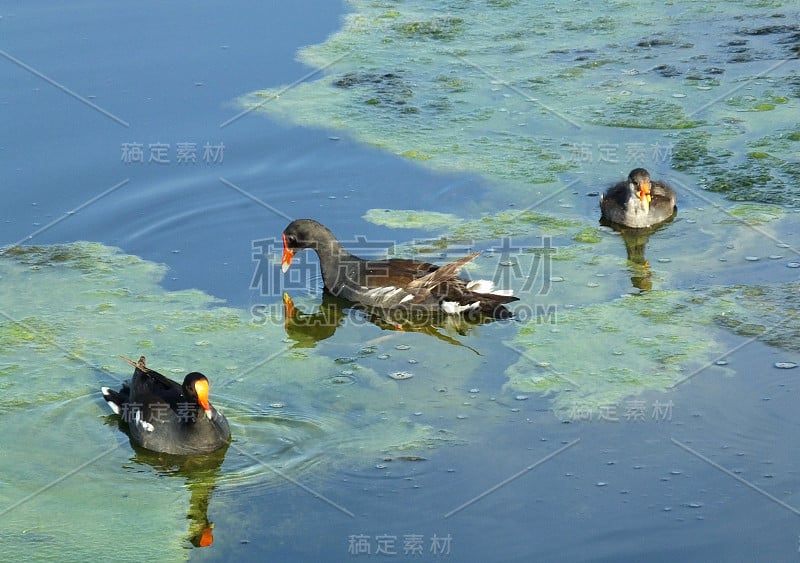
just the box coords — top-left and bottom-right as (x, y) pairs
(311, 237), (362, 290)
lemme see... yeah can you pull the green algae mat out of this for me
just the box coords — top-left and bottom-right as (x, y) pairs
(361, 207), (800, 414)
(239, 0), (799, 203)
(236, 0), (799, 411)
(4, 0), (800, 557)
(1, 239), (796, 557)
(0, 243), (449, 560)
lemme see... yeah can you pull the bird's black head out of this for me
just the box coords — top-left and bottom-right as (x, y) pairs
(182, 372), (212, 419)
(282, 219), (335, 251)
(627, 168), (652, 189)
(281, 219), (338, 272)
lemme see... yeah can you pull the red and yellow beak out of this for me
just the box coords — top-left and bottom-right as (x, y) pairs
(281, 233), (294, 273)
(194, 378), (213, 420)
(637, 179), (652, 212)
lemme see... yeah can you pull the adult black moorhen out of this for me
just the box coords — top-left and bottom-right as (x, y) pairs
(600, 168), (677, 228)
(101, 356), (231, 455)
(281, 219), (518, 319)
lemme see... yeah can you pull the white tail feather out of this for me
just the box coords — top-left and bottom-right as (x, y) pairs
(100, 387), (120, 415)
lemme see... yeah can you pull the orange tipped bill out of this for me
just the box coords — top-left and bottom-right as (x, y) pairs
(637, 179), (651, 212)
(194, 378), (213, 419)
(281, 233), (294, 273)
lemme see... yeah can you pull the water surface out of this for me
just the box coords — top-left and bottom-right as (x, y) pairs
(2, 1), (799, 562)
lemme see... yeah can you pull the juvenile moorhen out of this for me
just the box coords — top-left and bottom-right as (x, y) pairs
(281, 219), (518, 319)
(600, 168), (677, 228)
(101, 356), (231, 455)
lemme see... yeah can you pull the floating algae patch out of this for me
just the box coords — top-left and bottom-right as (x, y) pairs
(449, 210), (581, 240)
(589, 97), (704, 130)
(711, 284), (800, 352)
(364, 208), (583, 240)
(572, 227), (603, 244)
(0, 242), (445, 559)
(505, 281), (800, 413)
(505, 290), (728, 413)
(363, 208), (461, 230)
(671, 116), (800, 207)
(722, 203), (784, 226)
(396, 16), (465, 41)
(725, 92), (790, 112)
(672, 124), (800, 206)
(239, 1), (799, 202)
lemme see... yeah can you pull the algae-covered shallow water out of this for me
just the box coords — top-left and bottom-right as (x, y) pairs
(2, 0), (800, 561)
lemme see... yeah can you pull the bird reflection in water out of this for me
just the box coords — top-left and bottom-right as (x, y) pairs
(282, 292), (494, 352)
(103, 417), (228, 548)
(600, 213), (676, 292)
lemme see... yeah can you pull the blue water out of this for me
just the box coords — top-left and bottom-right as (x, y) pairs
(2, 2), (800, 562)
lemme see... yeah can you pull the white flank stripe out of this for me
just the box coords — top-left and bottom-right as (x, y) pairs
(466, 279), (495, 293)
(467, 279), (514, 296)
(134, 410), (154, 432)
(363, 286), (409, 304)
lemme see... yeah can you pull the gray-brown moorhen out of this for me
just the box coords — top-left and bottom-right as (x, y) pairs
(281, 219), (518, 319)
(600, 168), (677, 228)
